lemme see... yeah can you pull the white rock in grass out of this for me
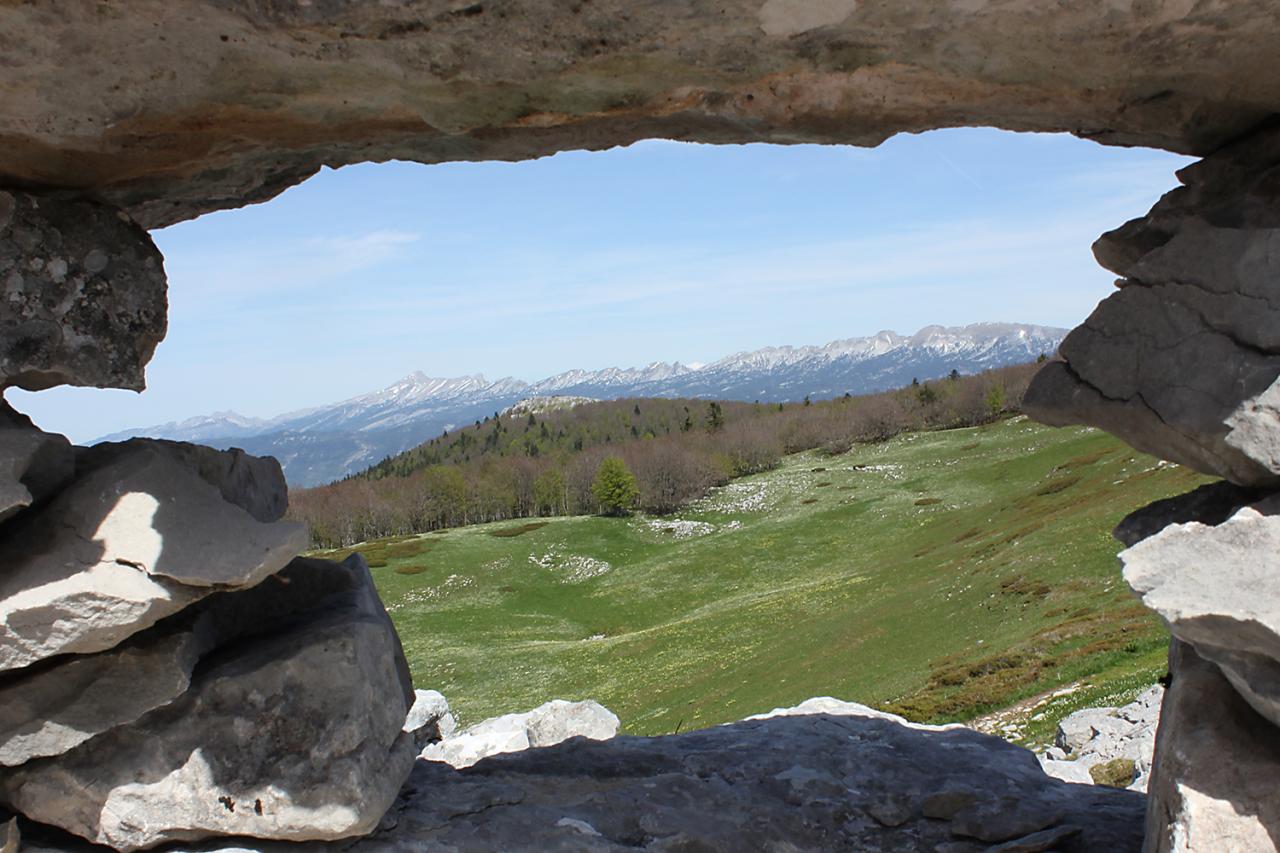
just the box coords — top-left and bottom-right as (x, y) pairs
(422, 699), (619, 768)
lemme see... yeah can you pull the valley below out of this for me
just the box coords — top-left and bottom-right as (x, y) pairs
(312, 416), (1209, 743)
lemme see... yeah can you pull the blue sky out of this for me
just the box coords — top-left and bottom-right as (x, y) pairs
(12, 128), (1191, 442)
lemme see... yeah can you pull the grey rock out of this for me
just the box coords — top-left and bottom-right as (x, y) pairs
(1055, 707), (1131, 755)
(866, 800), (913, 828)
(0, 629), (201, 767)
(0, 404), (72, 524)
(0, 192), (166, 392)
(947, 799), (1064, 840)
(0, 554), (417, 851)
(1036, 757), (1095, 786)
(949, 801), (1063, 843)
(1144, 641), (1280, 852)
(1025, 122), (1280, 487)
(922, 787), (984, 821)
(0, 554), (360, 767)
(422, 699), (619, 769)
(0, 440), (307, 672)
(1122, 494), (1280, 728)
(525, 699), (619, 748)
(404, 689), (456, 749)
(77, 438), (289, 523)
(985, 824), (1082, 853)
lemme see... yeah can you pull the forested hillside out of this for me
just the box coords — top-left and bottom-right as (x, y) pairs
(289, 363), (1039, 547)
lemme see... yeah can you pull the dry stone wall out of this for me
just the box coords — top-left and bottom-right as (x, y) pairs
(1027, 122), (1280, 850)
(1, 2), (1280, 850)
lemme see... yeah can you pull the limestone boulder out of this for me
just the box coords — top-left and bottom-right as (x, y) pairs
(0, 440), (307, 672)
(1122, 494), (1280, 728)
(375, 701), (1143, 852)
(0, 554), (358, 768)
(1037, 686), (1163, 793)
(1144, 641), (1280, 852)
(0, 554), (417, 851)
(1025, 123), (1280, 488)
(0, 192), (166, 392)
(422, 699), (619, 769)
(0, 404), (72, 525)
(77, 438), (289, 523)
(0, 629), (201, 768)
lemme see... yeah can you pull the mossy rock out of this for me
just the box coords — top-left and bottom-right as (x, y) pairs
(1089, 758), (1136, 788)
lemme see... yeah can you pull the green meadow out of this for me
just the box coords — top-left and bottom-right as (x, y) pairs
(314, 417), (1209, 742)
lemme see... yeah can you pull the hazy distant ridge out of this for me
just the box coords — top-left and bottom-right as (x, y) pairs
(98, 322), (1064, 485)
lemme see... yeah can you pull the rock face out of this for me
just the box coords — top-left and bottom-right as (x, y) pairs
(422, 699), (620, 769)
(2, 3), (1280, 228)
(1144, 642), (1280, 853)
(1, 554), (417, 852)
(0, 191), (166, 392)
(0, 439), (307, 672)
(1025, 122), (1280, 488)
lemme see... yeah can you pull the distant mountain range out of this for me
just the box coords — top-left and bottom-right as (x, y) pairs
(99, 322), (1065, 486)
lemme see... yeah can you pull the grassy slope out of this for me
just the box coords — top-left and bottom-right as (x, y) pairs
(316, 418), (1209, 740)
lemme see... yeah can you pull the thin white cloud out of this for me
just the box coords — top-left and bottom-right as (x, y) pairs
(311, 229), (421, 270)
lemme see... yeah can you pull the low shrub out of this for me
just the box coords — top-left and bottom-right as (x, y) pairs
(489, 522), (550, 538)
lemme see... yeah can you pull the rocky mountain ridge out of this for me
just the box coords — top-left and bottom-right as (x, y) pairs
(101, 322), (1064, 486)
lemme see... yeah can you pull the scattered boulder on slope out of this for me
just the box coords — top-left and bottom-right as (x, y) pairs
(0, 554), (417, 852)
(404, 689), (457, 750)
(1025, 122), (1280, 488)
(422, 699), (619, 769)
(0, 191), (166, 392)
(1038, 686), (1163, 792)
(0, 439), (307, 672)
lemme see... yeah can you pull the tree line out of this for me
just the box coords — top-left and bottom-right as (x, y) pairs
(288, 363), (1041, 548)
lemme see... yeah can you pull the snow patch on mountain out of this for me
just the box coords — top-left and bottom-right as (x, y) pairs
(97, 322), (1065, 486)
(502, 396), (598, 417)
